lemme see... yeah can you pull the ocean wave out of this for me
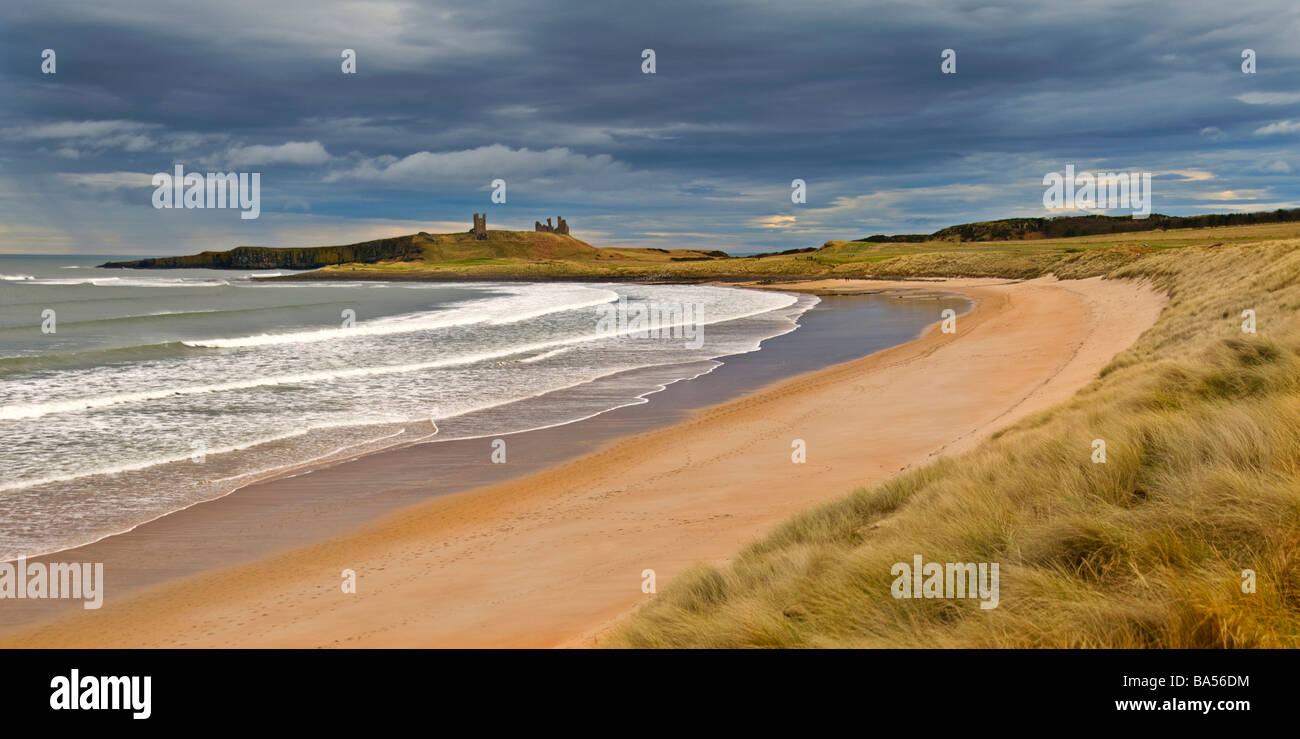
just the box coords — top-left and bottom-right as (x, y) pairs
(1, 292), (800, 422)
(0, 421), (438, 562)
(0, 418), (418, 494)
(1, 273), (34, 280)
(0, 284), (820, 559)
(0, 341), (189, 370)
(146, 309), (220, 316)
(519, 347), (573, 363)
(22, 276), (231, 287)
(181, 284), (620, 348)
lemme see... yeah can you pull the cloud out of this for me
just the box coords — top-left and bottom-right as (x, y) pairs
(1188, 201), (1300, 212)
(1158, 169), (1216, 182)
(755, 215), (797, 229)
(1236, 92), (1300, 105)
(2, 120), (227, 159)
(7, 120), (158, 140)
(56, 171), (157, 189)
(816, 184), (1002, 217)
(1254, 120), (1300, 136)
(326, 144), (626, 186)
(22, 0), (515, 68)
(222, 141), (331, 167)
(492, 105), (539, 117)
(5, 120), (159, 154)
(262, 218), (473, 247)
(1195, 189), (1270, 201)
(7, 0), (1300, 254)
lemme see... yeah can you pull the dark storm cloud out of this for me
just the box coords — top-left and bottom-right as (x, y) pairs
(2, 0), (1299, 253)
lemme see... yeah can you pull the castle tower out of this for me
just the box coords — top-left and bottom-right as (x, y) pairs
(471, 213), (487, 240)
(533, 216), (570, 235)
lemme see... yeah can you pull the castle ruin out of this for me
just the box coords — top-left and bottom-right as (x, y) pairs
(470, 213), (487, 240)
(534, 216), (570, 235)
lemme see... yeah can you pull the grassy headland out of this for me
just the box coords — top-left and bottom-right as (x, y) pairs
(609, 223), (1300, 647)
(99, 229), (728, 275)
(101, 210), (1300, 283)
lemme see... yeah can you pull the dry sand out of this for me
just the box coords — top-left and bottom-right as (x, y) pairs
(0, 276), (1165, 648)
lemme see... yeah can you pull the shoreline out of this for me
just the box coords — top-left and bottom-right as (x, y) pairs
(0, 276), (1165, 648)
(0, 283), (964, 633)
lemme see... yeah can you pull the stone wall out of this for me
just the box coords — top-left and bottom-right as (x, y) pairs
(534, 216), (570, 235)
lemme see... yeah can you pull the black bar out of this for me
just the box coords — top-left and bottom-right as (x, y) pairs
(0, 649), (1283, 727)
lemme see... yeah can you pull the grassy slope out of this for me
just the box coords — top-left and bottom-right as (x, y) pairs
(609, 225), (1300, 648)
(311, 230), (730, 280)
(413, 230), (599, 261)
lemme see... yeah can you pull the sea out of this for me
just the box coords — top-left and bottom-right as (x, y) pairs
(0, 253), (825, 560)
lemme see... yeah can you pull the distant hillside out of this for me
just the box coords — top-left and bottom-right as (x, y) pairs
(856, 208), (1300, 243)
(99, 230), (600, 270)
(413, 229), (599, 261)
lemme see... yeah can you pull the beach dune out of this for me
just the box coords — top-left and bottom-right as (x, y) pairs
(0, 276), (1165, 648)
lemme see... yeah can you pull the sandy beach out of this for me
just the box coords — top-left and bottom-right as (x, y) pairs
(0, 276), (1165, 648)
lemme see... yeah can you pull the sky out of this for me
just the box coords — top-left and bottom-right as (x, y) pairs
(1, 0), (1299, 255)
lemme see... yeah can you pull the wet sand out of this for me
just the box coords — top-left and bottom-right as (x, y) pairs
(0, 276), (1166, 648)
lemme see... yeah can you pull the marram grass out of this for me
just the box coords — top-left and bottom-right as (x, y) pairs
(609, 235), (1300, 648)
